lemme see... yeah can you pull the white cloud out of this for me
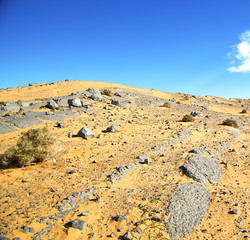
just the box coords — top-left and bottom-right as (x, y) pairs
(227, 30), (250, 73)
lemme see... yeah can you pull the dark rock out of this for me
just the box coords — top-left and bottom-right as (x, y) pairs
(122, 231), (132, 240)
(167, 182), (211, 240)
(57, 122), (65, 128)
(106, 125), (116, 133)
(191, 111), (202, 117)
(71, 219), (88, 230)
(112, 215), (127, 222)
(77, 127), (94, 139)
(182, 155), (222, 185)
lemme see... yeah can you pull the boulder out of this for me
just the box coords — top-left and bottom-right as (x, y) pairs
(167, 182), (211, 240)
(46, 101), (59, 110)
(68, 98), (82, 107)
(87, 88), (102, 101)
(182, 155), (222, 185)
(71, 219), (87, 230)
(1, 102), (20, 112)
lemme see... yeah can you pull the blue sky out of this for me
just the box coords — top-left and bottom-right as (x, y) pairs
(0, 0), (250, 99)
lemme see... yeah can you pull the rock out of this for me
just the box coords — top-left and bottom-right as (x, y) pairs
(68, 132), (73, 138)
(110, 232), (116, 238)
(138, 155), (150, 164)
(68, 98), (82, 107)
(23, 226), (30, 234)
(167, 182), (211, 240)
(112, 215), (127, 222)
(0, 102), (20, 112)
(87, 88), (102, 101)
(1, 116), (45, 129)
(17, 100), (38, 107)
(231, 209), (240, 215)
(57, 122), (65, 128)
(77, 127), (94, 139)
(0, 237), (10, 240)
(12, 238), (22, 240)
(191, 148), (206, 155)
(122, 231), (132, 240)
(72, 219), (88, 230)
(191, 111), (202, 117)
(0, 123), (17, 134)
(46, 101), (59, 110)
(178, 128), (193, 140)
(106, 125), (116, 133)
(182, 155), (222, 185)
(80, 211), (91, 216)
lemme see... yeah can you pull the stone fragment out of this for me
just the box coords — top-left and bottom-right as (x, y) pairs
(122, 231), (132, 240)
(106, 125), (116, 133)
(46, 101), (59, 110)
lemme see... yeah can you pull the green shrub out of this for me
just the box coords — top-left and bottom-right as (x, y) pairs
(103, 89), (113, 97)
(241, 109), (247, 114)
(161, 102), (171, 108)
(182, 115), (195, 122)
(222, 119), (238, 128)
(2, 127), (62, 167)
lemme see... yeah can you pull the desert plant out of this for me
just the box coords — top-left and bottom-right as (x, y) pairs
(161, 102), (171, 108)
(241, 109), (247, 114)
(2, 127), (62, 167)
(103, 89), (113, 97)
(182, 115), (195, 122)
(222, 119), (238, 128)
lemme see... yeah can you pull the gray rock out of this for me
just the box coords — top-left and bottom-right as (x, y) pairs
(106, 125), (116, 133)
(57, 122), (65, 128)
(191, 111), (202, 117)
(0, 102), (20, 112)
(192, 148), (206, 155)
(0, 237), (10, 240)
(183, 155), (222, 184)
(167, 182), (211, 240)
(68, 132), (73, 138)
(12, 237), (22, 240)
(72, 219), (88, 230)
(77, 127), (94, 139)
(17, 100), (38, 107)
(80, 211), (91, 216)
(23, 226), (30, 234)
(68, 99), (82, 107)
(41, 115), (69, 121)
(178, 128), (193, 140)
(122, 231), (132, 240)
(0, 123), (17, 134)
(46, 101), (59, 110)
(138, 155), (149, 164)
(87, 88), (102, 101)
(1, 116), (45, 128)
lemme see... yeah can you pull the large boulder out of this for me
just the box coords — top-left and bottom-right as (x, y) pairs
(1, 102), (20, 112)
(167, 182), (211, 240)
(68, 98), (82, 107)
(46, 101), (59, 110)
(182, 155), (222, 185)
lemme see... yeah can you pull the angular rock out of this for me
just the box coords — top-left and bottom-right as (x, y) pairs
(167, 182), (211, 240)
(72, 219), (88, 230)
(122, 231), (132, 240)
(106, 125), (116, 133)
(137, 155), (149, 164)
(77, 127), (94, 139)
(191, 148), (206, 155)
(182, 155), (222, 184)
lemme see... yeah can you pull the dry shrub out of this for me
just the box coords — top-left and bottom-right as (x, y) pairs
(162, 102), (171, 108)
(182, 115), (195, 122)
(222, 119), (238, 128)
(2, 127), (62, 167)
(103, 89), (113, 97)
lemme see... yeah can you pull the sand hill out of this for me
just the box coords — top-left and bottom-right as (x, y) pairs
(0, 80), (249, 240)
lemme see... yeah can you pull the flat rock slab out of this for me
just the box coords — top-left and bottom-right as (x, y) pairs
(1, 116), (45, 128)
(183, 155), (222, 185)
(167, 182), (211, 240)
(0, 123), (17, 134)
(40, 115), (70, 121)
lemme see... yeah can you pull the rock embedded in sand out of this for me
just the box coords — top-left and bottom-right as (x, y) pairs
(122, 231), (133, 240)
(182, 155), (222, 185)
(106, 125), (116, 133)
(77, 127), (94, 139)
(167, 182), (211, 240)
(72, 219), (88, 230)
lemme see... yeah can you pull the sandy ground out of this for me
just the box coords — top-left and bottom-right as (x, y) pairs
(0, 80), (249, 240)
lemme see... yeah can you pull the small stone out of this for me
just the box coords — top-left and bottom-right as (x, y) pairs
(29, 227), (35, 233)
(23, 226), (30, 234)
(57, 122), (65, 128)
(68, 132), (73, 138)
(72, 219), (88, 230)
(123, 231), (132, 240)
(77, 127), (94, 139)
(110, 232), (116, 238)
(231, 209), (240, 215)
(80, 211), (91, 216)
(106, 125), (116, 133)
